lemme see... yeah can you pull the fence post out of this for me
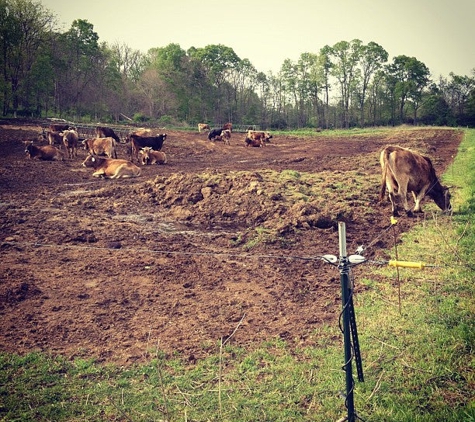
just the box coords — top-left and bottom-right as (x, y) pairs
(338, 222), (356, 422)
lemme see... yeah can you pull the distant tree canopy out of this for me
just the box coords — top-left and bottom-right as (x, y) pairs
(1, 0), (474, 128)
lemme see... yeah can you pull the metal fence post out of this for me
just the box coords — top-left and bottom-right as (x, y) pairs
(338, 222), (356, 422)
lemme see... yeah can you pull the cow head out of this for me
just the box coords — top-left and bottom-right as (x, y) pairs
(442, 187), (452, 213)
(139, 146), (152, 165)
(24, 142), (34, 157)
(82, 154), (105, 168)
(431, 184), (452, 213)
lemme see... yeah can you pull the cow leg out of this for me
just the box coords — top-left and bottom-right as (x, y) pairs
(401, 194), (414, 217)
(412, 191), (425, 214)
(92, 170), (106, 178)
(388, 192), (399, 216)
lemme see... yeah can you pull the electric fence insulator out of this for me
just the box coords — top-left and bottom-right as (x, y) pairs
(388, 260), (426, 269)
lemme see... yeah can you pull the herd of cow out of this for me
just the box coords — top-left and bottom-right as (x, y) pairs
(24, 123), (169, 179)
(22, 121), (453, 217)
(198, 122), (273, 147)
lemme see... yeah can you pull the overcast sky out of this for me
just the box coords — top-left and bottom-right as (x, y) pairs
(39, 0), (474, 79)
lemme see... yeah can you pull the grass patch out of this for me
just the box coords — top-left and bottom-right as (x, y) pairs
(1, 130), (474, 421)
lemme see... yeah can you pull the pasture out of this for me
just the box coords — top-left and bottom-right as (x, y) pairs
(0, 122), (462, 364)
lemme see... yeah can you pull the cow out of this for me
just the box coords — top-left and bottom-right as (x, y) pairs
(25, 142), (64, 161)
(222, 122), (233, 132)
(46, 131), (64, 148)
(244, 137), (264, 147)
(129, 128), (152, 137)
(198, 123), (210, 133)
(95, 126), (121, 144)
(247, 130), (273, 144)
(139, 147), (167, 165)
(221, 129), (231, 143)
(129, 133), (167, 162)
(82, 154), (141, 179)
(208, 128), (226, 141)
(379, 145), (452, 217)
(62, 129), (79, 159)
(82, 137), (117, 158)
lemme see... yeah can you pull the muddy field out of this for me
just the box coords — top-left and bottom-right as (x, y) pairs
(0, 122), (462, 365)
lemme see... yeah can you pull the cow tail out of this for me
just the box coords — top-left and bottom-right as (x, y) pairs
(379, 148), (390, 202)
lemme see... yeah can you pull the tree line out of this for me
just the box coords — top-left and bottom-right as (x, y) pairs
(1, 0), (474, 129)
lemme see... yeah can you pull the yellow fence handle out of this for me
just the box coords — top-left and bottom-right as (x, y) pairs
(388, 260), (426, 269)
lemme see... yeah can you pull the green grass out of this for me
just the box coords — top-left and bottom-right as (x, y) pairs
(1, 129), (474, 422)
(272, 124), (444, 138)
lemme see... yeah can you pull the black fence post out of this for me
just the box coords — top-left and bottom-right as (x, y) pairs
(338, 222), (356, 422)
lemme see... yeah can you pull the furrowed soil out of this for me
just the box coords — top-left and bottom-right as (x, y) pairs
(0, 121), (462, 365)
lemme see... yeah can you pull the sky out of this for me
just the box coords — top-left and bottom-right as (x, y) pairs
(39, 0), (474, 79)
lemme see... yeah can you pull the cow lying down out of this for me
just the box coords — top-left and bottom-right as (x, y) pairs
(139, 147), (167, 165)
(82, 154), (141, 179)
(25, 142), (64, 161)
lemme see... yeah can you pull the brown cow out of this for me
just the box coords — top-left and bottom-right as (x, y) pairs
(247, 130), (272, 144)
(129, 128), (152, 137)
(222, 122), (233, 132)
(128, 133), (167, 162)
(46, 131), (64, 148)
(139, 147), (167, 165)
(62, 129), (79, 159)
(82, 154), (141, 179)
(220, 129), (231, 145)
(198, 123), (210, 133)
(82, 137), (117, 158)
(95, 126), (121, 143)
(25, 142), (64, 161)
(379, 145), (452, 217)
(244, 137), (264, 147)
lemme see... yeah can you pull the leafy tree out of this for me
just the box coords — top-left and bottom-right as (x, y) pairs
(318, 45), (333, 128)
(146, 43), (189, 119)
(441, 73), (475, 125)
(189, 44), (240, 122)
(420, 83), (454, 126)
(297, 52), (321, 127)
(59, 20), (101, 113)
(355, 41), (388, 126)
(0, 0), (54, 115)
(386, 55), (431, 124)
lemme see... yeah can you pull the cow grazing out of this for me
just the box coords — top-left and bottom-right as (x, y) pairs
(62, 129), (79, 159)
(95, 126), (121, 144)
(83, 137), (117, 158)
(198, 123), (210, 133)
(139, 147), (167, 165)
(247, 130), (273, 144)
(25, 143), (64, 161)
(379, 145), (452, 217)
(82, 154), (141, 179)
(129, 133), (167, 162)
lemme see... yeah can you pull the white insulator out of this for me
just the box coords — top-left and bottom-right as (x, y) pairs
(321, 254), (338, 264)
(348, 255), (366, 264)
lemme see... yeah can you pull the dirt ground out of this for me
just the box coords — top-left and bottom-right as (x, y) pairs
(0, 121), (462, 365)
